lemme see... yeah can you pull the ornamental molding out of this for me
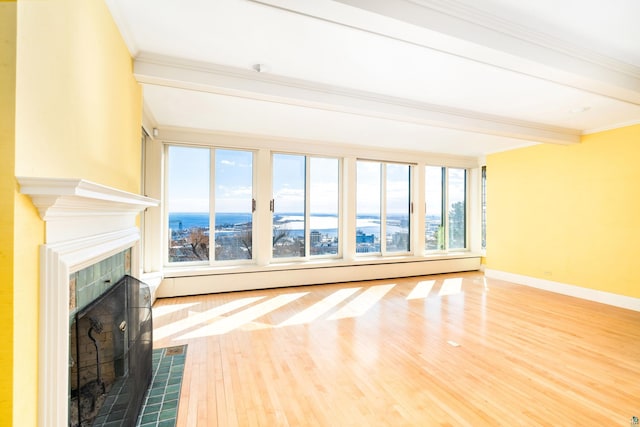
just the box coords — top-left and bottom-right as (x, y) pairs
(18, 177), (159, 244)
(17, 177), (158, 220)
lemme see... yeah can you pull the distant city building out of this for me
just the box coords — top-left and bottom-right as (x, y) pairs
(310, 230), (322, 244)
(356, 230), (374, 244)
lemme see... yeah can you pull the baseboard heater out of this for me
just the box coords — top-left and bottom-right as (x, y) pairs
(158, 256), (480, 297)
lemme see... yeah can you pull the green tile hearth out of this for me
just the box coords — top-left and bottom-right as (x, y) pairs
(136, 345), (187, 427)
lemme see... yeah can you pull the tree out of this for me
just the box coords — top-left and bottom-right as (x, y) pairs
(272, 227), (304, 257)
(235, 227), (292, 259)
(448, 201), (465, 249)
(239, 229), (253, 259)
(272, 228), (289, 246)
(188, 228), (209, 260)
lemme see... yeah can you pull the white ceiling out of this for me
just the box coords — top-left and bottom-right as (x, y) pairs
(106, 0), (640, 158)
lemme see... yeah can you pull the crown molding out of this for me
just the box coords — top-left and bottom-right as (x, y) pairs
(251, 0), (640, 105)
(104, 0), (139, 57)
(135, 54), (580, 145)
(151, 125), (482, 168)
(582, 119), (640, 135)
(407, 0), (640, 76)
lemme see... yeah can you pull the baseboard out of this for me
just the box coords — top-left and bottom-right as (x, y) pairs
(157, 257), (480, 297)
(484, 269), (640, 312)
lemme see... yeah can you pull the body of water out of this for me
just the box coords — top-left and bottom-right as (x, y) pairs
(169, 212), (409, 238)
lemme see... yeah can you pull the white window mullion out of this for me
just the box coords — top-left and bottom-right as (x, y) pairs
(443, 167), (449, 252)
(162, 144), (170, 265)
(304, 156), (311, 258)
(413, 164), (425, 257)
(209, 149), (216, 265)
(380, 163), (387, 254)
(337, 157), (344, 259)
(343, 157), (357, 261)
(256, 149), (272, 266)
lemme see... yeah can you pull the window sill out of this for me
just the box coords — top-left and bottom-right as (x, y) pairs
(163, 251), (481, 278)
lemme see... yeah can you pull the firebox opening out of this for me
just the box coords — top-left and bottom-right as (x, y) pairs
(69, 275), (152, 427)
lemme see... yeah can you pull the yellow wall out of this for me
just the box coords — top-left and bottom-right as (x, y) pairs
(15, 0), (142, 190)
(11, 0), (142, 425)
(0, 3), (17, 425)
(487, 124), (640, 298)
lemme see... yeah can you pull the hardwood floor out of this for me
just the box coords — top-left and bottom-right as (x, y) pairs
(151, 271), (640, 426)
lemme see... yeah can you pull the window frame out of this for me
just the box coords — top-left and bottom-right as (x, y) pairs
(211, 148), (256, 264)
(271, 152), (342, 262)
(424, 165), (469, 253)
(160, 140), (477, 273)
(356, 159), (413, 257)
(164, 144), (257, 267)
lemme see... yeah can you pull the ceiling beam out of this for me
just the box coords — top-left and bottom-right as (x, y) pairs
(251, 0), (640, 106)
(134, 55), (580, 145)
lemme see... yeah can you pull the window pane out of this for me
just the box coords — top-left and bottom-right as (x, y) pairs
(272, 154), (305, 258)
(309, 157), (339, 256)
(214, 149), (253, 261)
(425, 166), (444, 250)
(167, 146), (210, 263)
(356, 161), (381, 254)
(448, 168), (466, 249)
(386, 163), (410, 252)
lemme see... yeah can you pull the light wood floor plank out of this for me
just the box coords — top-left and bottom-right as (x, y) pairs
(152, 272), (640, 426)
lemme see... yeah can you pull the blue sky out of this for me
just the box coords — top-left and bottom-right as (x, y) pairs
(168, 146), (253, 213)
(168, 146), (465, 215)
(167, 146), (210, 212)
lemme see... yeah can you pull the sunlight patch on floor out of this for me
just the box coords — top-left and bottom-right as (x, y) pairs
(278, 287), (361, 327)
(152, 302), (200, 319)
(406, 280), (435, 300)
(439, 278), (462, 296)
(327, 284), (395, 320)
(176, 292), (308, 339)
(154, 296), (264, 340)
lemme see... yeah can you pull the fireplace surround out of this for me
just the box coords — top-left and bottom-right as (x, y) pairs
(70, 275), (152, 427)
(18, 177), (158, 427)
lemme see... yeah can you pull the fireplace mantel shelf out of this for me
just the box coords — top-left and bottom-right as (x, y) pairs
(17, 177), (158, 220)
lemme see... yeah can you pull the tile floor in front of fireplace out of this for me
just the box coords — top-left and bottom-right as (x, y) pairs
(135, 345), (187, 427)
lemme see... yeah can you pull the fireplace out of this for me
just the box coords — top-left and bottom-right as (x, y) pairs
(69, 275), (152, 427)
(17, 177), (159, 427)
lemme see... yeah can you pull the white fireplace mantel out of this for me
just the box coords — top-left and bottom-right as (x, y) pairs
(18, 177), (159, 427)
(18, 177), (158, 244)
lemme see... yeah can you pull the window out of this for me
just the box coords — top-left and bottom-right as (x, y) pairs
(214, 149), (254, 261)
(356, 160), (411, 255)
(167, 146), (211, 263)
(356, 161), (381, 253)
(165, 144), (471, 268)
(448, 168), (466, 249)
(272, 154), (340, 259)
(166, 146), (254, 264)
(425, 166), (467, 251)
(309, 157), (340, 256)
(386, 163), (411, 253)
(272, 154), (306, 258)
(424, 166), (444, 250)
